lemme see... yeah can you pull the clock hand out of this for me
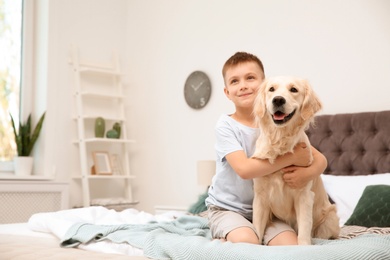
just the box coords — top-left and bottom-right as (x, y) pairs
(193, 81), (204, 91)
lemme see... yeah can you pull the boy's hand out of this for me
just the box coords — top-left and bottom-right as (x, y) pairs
(291, 142), (312, 167)
(282, 145), (327, 189)
(282, 166), (311, 189)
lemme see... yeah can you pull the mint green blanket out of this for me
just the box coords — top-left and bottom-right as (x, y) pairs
(61, 215), (390, 260)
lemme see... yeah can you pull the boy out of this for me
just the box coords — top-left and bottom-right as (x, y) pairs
(205, 52), (327, 245)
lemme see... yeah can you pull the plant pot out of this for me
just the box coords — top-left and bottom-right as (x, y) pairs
(14, 156), (34, 176)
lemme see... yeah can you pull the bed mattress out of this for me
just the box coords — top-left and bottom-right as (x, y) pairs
(0, 222), (149, 259)
(0, 234), (149, 260)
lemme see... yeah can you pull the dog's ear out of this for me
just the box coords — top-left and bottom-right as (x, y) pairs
(253, 79), (268, 124)
(301, 79), (322, 120)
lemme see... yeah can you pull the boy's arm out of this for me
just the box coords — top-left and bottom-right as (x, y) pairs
(282, 146), (327, 189)
(225, 142), (312, 179)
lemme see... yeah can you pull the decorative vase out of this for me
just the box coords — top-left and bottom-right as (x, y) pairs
(113, 122), (121, 138)
(94, 117), (105, 137)
(14, 156), (34, 176)
(106, 129), (119, 139)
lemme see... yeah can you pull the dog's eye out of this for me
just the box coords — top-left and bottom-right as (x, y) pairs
(269, 87), (275, 92)
(290, 87), (298, 93)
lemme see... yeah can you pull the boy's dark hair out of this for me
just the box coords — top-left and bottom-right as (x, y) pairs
(222, 52), (265, 78)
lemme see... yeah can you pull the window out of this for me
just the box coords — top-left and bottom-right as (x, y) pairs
(0, 0), (32, 170)
(0, 0), (22, 162)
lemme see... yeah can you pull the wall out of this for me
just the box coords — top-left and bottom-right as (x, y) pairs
(35, 0), (129, 203)
(124, 0), (390, 213)
(38, 0), (389, 213)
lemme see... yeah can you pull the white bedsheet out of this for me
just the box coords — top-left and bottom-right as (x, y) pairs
(27, 206), (186, 256)
(0, 222), (54, 238)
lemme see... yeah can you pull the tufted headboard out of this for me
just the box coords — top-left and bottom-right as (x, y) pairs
(306, 110), (390, 176)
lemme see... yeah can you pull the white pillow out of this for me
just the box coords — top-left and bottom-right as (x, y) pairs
(321, 173), (390, 226)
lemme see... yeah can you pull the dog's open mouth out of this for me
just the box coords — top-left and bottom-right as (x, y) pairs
(272, 110), (296, 125)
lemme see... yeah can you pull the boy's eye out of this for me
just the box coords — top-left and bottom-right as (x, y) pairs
(230, 79), (238, 84)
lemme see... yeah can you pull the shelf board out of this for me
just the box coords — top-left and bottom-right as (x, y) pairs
(72, 175), (136, 179)
(73, 115), (126, 121)
(90, 197), (139, 209)
(69, 58), (121, 75)
(73, 138), (136, 144)
(77, 65), (122, 76)
(91, 201), (140, 206)
(86, 138), (136, 143)
(79, 91), (125, 99)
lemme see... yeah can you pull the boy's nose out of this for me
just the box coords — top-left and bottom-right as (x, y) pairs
(239, 82), (248, 89)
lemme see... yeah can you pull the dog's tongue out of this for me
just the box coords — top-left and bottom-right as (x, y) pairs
(274, 112), (286, 120)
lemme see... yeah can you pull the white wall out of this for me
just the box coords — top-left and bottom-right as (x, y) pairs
(39, 0), (390, 213)
(35, 0), (129, 203)
(125, 0), (390, 213)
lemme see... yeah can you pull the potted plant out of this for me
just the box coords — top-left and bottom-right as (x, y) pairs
(10, 112), (46, 176)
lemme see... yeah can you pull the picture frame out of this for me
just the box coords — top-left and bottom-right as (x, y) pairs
(92, 151), (112, 175)
(110, 153), (123, 175)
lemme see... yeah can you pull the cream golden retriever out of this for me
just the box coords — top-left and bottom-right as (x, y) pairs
(251, 76), (340, 245)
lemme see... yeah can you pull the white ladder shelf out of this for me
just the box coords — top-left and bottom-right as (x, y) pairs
(70, 46), (138, 208)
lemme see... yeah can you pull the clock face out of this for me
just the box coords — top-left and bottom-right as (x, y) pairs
(184, 71), (212, 109)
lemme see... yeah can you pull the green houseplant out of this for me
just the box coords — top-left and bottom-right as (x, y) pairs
(10, 112), (46, 156)
(9, 112), (45, 176)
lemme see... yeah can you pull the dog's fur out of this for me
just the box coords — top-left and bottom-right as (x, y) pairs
(251, 76), (340, 245)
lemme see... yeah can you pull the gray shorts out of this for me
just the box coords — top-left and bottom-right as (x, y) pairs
(207, 205), (295, 245)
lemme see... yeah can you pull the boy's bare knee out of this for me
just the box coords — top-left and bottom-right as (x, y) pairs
(226, 227), (260, 244)
(268, 230), (298, 246)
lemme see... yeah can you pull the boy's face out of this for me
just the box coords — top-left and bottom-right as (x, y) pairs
(224, 61), (264, 109)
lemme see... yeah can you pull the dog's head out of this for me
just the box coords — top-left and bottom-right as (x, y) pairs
(253, 76), (322, 127)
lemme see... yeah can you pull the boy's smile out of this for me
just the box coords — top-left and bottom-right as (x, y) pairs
(238, 92), (254, 98)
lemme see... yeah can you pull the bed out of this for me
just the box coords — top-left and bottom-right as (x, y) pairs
(0, 110), (389, 259)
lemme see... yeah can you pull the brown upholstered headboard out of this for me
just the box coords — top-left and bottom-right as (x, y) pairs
(306, 110), (390, 176)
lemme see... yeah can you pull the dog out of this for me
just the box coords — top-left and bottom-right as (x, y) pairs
(251, 76), (340, 245)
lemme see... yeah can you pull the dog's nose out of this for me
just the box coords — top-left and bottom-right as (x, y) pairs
(272, 96), (286, 107)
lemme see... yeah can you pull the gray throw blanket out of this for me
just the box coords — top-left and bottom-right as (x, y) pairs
(61, 215), (390, 260)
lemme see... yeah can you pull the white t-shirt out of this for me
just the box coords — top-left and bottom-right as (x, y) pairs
(205, 114), (259, 220)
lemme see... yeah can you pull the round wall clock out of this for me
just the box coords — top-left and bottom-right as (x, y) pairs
(184, 71), (212, 109)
